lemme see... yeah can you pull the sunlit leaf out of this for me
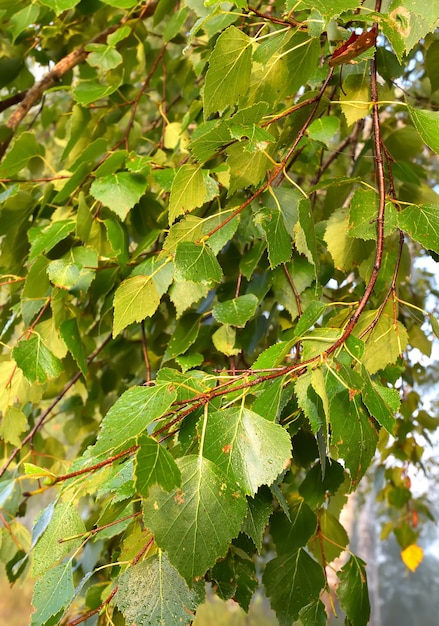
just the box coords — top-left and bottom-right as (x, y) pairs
(135, 434), (181, 496)
(401, 543), (423, 572)
(203, 407), (292, 495)
(13, 335), (63, 383)
(142, 455), (247, 582)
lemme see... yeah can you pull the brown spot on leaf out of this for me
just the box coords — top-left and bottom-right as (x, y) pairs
(222, 443), (232, 454)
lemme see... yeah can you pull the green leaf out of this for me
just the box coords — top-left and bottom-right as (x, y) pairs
(353, 311), (408, 374)
(203, 407), (292, 496)
(330, 392), (378, 487)
(10, 5), (40, 42)
(226, 144), (269, 195)
(289, 0), (358, 16)
(309, 509), (349, 565)
(28, 220), (76, 262)
(294, 198), (318, 272)
(90, 172), (147, 220)
(60, 318), (88, 375)
(142, 455), (247, 583)
(349, 188), (398, 240)
(135, 434), (182, 496)
(398, 203), (439, 254)
(408, 106), (439, 155)
(204, 26), (252, 118)
(212, 294), (258, 327)
(257, 207), (292, 268)
(241, 486), (273, 551)
(263, 549), (325, 625)
(252, 376), (285, 422)
(89, 384), (177, 458)
(298, 600), (327, 626)
(174, 241), (223, 283)
(73, 79), (120, 105)
(0, 407), (28, 446)
(13, 335), (63, 384)
(163, 313), (200, 362)
(168, 165), (207, 224)
(116, 551), (196, 625)
(113, 257), (173, 336)
(340, 72), (371, 126)
(361, 370), (397, 433)
(85, 44), (123, 72)
(228, 124), (275, 152)
(0, 131), (44, 177)
(32, 503), (86, 576)
(212, 324), (240, 356)
(308, 117), (340, 147)
(38, 0), (79, 13)
(425, 39), (439, 93)
(270, 495), (317, 555)
(337, 556), (370, 626)
(31, 562), (74, 626)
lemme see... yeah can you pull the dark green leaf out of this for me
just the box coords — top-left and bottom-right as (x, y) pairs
(263, 549), (325, 625)
(337, 556), (370, 626)
(241, 486), (273, 551)
(270, 495), (317, 555)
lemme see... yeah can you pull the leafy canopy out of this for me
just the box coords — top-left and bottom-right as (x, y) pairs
(1, 0), (439, 624)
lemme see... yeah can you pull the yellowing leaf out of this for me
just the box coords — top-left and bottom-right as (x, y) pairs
(401, 543), (423, 572)
(340, 73), (371, 126)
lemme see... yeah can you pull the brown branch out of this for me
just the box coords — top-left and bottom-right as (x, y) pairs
(203, 67), (334, 241)
(0, 2), (158, 161)
(324, 34), (385, 356)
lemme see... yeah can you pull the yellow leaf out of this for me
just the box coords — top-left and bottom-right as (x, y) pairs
(401, 544), (423, 572)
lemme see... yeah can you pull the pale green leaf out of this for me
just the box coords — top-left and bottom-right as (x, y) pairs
(226, 144), (269, 195)
(361, 369), (397, 433)
(212, 294), (258, 327)
(86, 44), (123, 72)
(309, 509), (348, 565)
(341, 73), (371, 126)
(0, 407), (27, 446)
(212, 324), (240, 356)
(349, 188), (398, 240)
(203, 407), (292, 496)
(142, 455), (247, 582)
(116, 552), (196, 626)
(32, 503), (86, 576)
(89, 384), (177, 458)
(113, 276), (160, 336)
(90, 172), (147, 220)
(263, 549), (325, 625)
(174, 241), (223, 283)
(31, 562), (74, 626)
(13, 335), (63, 384)
(101, 0), (137, 6)
(47, 260), (80, 290)
(204, 26), (252, 118)
(169, 280), (210, 318)
(135, 434), (181, 496)
(353, 311), (408, 374)
(324, 207), (356, 271)
(168, 165), (207, 224)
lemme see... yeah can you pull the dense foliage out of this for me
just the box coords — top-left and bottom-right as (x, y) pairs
(1, 0), (439, 624)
